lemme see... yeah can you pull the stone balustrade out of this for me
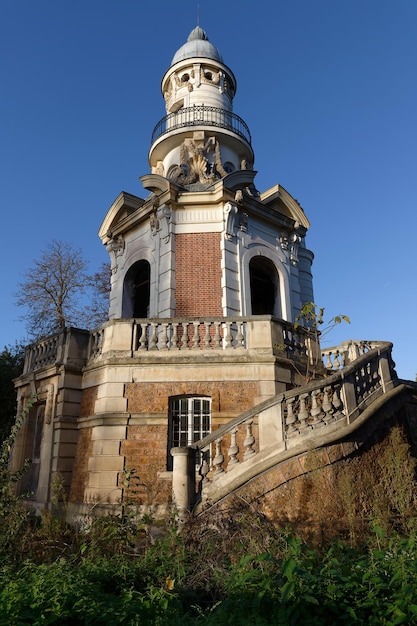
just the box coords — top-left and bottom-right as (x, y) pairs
(25, 334), (60, 372)
(22, 316), (312, 373)
(23, 327), (90, 375)
(172, 341), (397, 516)
(86, 316), (312, 361)
(321, 340), (380, 371)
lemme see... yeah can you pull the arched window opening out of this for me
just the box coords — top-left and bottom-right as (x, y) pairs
(167, 396), (211, 470)
(249, 256), (279, 316)
(122, 260), (151, 318)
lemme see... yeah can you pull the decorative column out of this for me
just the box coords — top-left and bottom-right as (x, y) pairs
(171, 446), (196, 520)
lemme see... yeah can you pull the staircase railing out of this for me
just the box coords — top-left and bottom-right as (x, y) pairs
(171, 341), (397, 515)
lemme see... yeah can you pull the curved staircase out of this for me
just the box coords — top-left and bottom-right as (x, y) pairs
(171, 340), (403, 515)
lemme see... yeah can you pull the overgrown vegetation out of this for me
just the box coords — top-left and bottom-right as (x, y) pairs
(294, 302), (350, 381)
(276, 302), (351, 383)
(1, 412), (417, 624)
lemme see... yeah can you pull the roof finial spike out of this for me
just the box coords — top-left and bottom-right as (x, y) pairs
(197, 4), (200, 26)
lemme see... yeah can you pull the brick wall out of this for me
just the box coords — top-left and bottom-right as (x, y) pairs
(122, 380), (259, 505)
(125, 380), (259, 416)
(121, 425), (172, 506)
(175, 232), (223, 316)
(79, 386), (98, 418)
(70, 380), (260, 507)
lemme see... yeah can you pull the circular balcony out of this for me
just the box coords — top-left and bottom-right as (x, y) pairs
(150, 105), (252, 147)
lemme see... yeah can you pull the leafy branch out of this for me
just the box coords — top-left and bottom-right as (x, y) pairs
(291, 302), (350, 383)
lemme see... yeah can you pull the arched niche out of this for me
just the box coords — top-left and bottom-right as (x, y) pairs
(122, 260), (151, 318)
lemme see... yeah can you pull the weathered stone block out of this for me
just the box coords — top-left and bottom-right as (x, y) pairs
(91, 425), (127, 441)
(88, 471), (120, 488)
(88, 456), (125, 472)
(94, 397), (127, 414)
(93, 440), (121, 456)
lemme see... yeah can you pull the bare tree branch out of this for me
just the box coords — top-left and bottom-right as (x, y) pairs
(15, 240), (110, 340)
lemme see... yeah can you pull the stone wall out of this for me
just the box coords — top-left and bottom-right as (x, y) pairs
(69, 427), (93, 503)
(212, 394), (417, 543)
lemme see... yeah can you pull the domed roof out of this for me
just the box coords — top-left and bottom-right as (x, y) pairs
(171, 26), (223, 65)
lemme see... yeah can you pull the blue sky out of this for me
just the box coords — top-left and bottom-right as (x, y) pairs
(1, 1), (416, 380)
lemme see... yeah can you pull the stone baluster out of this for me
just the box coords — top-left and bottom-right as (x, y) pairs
(203, 322), (211, 349)
(199, 449), (210, 480)
(228, 427), (239, 464)
(322, 386), (333, 419)
(213, 322), (222, 348)
(331, 383), (343, 416)
(137, 323), (146, 350)
(170, 323), (179, 350)
(213, 437), (224, 473)
(322, 350), (333, 370)
(149, 323), (158, 350)
(355, 367), (365, 398)
(224, 321), (233, 348)
(371, 358), (380, 391)
(333, 350), (342, 370)
(297, 393), (309, 430)
(235, 321), (245, 348)
(309, 389), (322, 426)
(191, 321), (200, 350)
(243, 418), (256, 459)
(159, 323), (168, 350)
(284, 396), (297, 434)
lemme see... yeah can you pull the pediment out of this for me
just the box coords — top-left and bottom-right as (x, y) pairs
(98, 192), (145, 243)
(260, 184), (310, 229)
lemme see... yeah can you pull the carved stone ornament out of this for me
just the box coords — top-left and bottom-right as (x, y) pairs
(150, 212), (160, 234)
(279, 234), (289, 250)
(168, 136), (228, 187)
(106, 235), (125, 256)
(106, 234), (125, 274)
(234, 189), (243, 204)
(224, 202), (238, 240)
(278, 231), (301, 265)
(289, 233), (302, 265)
(152, 161), (164, 176)
(151, 205), (171, 243)
(151, 192), (160, 210)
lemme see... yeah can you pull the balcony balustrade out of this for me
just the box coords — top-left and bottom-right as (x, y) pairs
(151, 105), (252, 147)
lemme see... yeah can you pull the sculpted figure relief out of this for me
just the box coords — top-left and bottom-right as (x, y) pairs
(168, 136), (228, 186)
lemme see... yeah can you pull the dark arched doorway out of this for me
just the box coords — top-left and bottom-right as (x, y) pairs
(249, 256), (279, 316)
(122, 260), (151, 318)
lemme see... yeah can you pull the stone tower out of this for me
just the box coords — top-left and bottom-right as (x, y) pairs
(100, 26), (314, 325)
(13, 27), (316, 514)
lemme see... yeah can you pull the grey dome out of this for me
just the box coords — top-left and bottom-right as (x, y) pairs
(171, 26), (223, 65)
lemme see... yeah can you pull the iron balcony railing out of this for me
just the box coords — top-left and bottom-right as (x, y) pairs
(151, 105), (252, 146)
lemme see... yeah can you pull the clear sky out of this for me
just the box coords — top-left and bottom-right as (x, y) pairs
(1, 1), (416, 380)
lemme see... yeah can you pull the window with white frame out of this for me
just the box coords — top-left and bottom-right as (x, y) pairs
(167, 396), (211, 470)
